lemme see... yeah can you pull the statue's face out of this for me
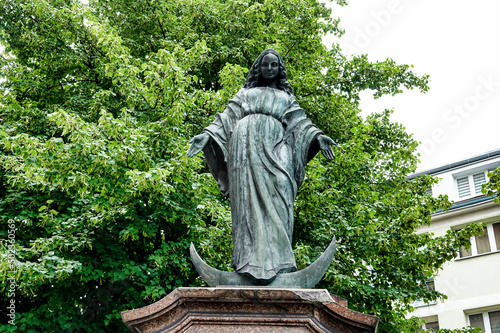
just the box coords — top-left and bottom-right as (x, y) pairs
(260, 53), (279, 81)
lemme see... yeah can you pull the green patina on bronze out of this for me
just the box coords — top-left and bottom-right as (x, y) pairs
(187, 49), (335, 286)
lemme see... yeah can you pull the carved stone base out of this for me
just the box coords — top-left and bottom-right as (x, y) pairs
(121, 287), (378, 332)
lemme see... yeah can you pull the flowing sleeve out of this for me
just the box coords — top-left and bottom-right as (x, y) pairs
(201, 89), (245, 195)
(281, 98), (323, 188)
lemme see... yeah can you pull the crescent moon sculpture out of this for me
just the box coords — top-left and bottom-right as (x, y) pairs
(190, 236), (336, 288)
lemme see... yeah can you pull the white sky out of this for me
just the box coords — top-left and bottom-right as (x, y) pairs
(324, 0), (500, 172)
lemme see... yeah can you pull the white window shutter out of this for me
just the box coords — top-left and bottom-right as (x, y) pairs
(457, 176), (471, 198)
(473, 172), (486, 194)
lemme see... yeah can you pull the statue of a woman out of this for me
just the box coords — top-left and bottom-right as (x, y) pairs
(187, 49), (335, 284)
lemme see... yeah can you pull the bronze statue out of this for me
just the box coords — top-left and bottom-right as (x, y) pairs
(188, 49), (335, 286)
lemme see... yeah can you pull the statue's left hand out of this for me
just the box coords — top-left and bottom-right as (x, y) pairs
(187, 133), (210, 158)
(317, 135), (335, 160)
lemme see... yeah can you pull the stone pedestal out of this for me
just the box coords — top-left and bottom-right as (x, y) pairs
(121, 287), (378, 332)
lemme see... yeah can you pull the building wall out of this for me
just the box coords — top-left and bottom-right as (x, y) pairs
(430, 158), (500, 202)
(409, 153), (500, 330)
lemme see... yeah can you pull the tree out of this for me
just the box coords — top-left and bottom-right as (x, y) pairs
(484, 169), (500, 200)
(0, 0), (482, 332)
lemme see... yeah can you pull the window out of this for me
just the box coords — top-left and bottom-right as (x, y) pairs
(474, 173), (486, 193)
(424, 279), (435, 292)
(489, 169), (499, 184)
(476, 226), (492, 254)
(425, 321), (440, 331)
(495, 223), (500, 250)
(418, 317), (440, 331)
(470, 313), (486, 331)
(457, 176), (471, 198)
(412, 280), (437, 307)
(459, 222), (500, 258)
(469, 310), (500, 333)
(456, 170), (489, 199)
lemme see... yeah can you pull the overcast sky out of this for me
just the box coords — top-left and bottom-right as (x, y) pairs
(2, 1), (498, 172)
(324, 0), (500, 172)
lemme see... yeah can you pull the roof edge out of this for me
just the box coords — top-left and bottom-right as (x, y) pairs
(409, 148), (500, 179)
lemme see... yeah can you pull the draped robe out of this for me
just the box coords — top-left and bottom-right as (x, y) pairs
(202, 87), (323, 283)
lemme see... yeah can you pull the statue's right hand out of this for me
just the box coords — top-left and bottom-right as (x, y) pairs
(187, 133), (210, 157)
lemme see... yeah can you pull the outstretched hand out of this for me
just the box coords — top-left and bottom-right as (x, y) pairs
(187, 133), (210, 158)
(317, 135), (335, 160)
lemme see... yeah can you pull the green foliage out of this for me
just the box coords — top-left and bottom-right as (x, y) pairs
(484, 168), (500, 201)
(395, 316), (483, 333)
(432, 329), (482, 333)
(0, 0), (481, 332)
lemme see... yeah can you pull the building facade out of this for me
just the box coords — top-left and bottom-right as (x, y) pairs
(409, 149), (500, 331)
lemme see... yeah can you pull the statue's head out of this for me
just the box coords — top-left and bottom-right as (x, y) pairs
(244, 49), (293, 95)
